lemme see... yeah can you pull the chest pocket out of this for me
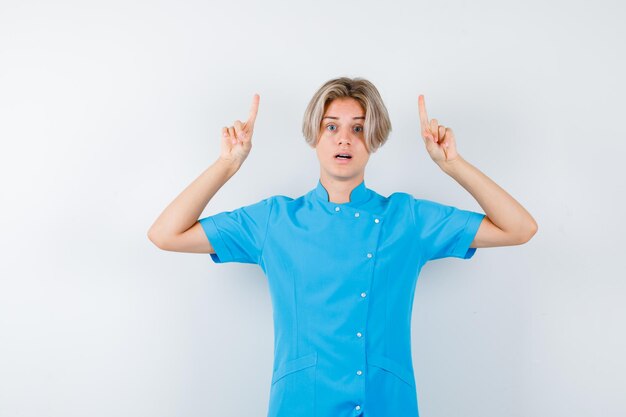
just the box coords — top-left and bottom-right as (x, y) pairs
(268, 352), (317, 417)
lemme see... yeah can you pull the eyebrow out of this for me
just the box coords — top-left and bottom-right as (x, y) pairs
(322, 116), (365, 120)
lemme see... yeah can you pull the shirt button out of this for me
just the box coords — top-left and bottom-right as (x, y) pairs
(335, 207), (340, 212)
(355, 405), (361, 411)
(360, 292), (367, 298)
(356, 332), (362, 337)
(354, 212), (360, 217)
(356, 370), (363, 376)
(374, 218), (380, 223)
(366, 253), (373, 258)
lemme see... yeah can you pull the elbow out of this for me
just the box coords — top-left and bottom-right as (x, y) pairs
(147, 228), (167, 250)
(147, 230), (159, 247)
(519, 220), (538, 244)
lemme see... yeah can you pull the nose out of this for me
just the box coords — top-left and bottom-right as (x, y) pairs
(338, 136), (351, 146)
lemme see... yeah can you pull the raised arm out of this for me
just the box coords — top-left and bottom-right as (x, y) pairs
(417, 94), (538, 247)
(147, 93), (260, 253)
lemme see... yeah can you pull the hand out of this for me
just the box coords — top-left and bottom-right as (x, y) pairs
(219, 93), (260, 165)
(418, 94), (461, 166)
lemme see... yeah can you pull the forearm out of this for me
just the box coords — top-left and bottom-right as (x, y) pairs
(439, 155), (538, 238)
(148, 157), (241, 240)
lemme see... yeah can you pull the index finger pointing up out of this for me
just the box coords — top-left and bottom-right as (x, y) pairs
(418, 94), (430, 130)
(247, 93), (260, 127)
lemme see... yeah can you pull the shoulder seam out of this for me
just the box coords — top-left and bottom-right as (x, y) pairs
(410, 194), (428, 266)
(258, 196), (275, 263)
(409, 194), (417, 229)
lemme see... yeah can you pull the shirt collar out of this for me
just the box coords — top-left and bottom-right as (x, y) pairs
(314, 178), (372, 207)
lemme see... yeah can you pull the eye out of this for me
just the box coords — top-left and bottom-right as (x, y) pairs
(326, 124), (337, 132)
(354, 125), (363, 133)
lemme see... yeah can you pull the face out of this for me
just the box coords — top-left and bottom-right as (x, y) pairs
(315, 97), (371, 181)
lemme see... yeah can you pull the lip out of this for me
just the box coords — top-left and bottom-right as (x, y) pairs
(334, 151), (353, 164)
(335, 151), (353, 158)
(334, 155), (353, 164)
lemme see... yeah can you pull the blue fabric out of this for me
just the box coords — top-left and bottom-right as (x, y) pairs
(198, 178), (485, 417)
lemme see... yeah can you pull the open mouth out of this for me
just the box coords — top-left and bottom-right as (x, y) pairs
(335, 153), (352, 160)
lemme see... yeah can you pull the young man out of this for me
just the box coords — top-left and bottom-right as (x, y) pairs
(148, 76), (538, 417)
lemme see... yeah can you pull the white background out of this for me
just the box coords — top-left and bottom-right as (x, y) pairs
(1, 0), (624, 416)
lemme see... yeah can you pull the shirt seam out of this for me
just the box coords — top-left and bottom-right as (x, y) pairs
(257, 196), (275, 264)
(409, 194), (417, 228)
(409, 195), (425, 265)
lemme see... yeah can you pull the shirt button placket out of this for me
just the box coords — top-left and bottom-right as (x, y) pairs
(356, 217), (382, 416)
(352, 208), (366, 414)
(350, 211), (383, 416)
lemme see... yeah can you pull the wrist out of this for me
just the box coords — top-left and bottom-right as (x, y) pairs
(439, 154), (465, 175)
(215, 156), (242, 176)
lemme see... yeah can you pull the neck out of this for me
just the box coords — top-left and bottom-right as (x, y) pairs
(319, 174), (364, 204)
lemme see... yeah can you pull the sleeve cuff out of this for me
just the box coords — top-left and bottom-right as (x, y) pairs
(451, 212), (485, 259)
(199, 216), (233, 264)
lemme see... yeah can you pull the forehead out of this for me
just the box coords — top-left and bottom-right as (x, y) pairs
(323, 97), (364, 116)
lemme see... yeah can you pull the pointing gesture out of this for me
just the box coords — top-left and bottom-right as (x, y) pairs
(418, 94), (460, 165)
(219, 93), (260, 165)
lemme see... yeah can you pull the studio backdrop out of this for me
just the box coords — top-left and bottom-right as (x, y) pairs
(0, 0), (624, 416)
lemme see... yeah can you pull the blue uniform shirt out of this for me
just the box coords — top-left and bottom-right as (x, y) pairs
(199, 178), (485, 417)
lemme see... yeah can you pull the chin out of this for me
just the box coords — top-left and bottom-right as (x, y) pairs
(333, 167), (362, 177)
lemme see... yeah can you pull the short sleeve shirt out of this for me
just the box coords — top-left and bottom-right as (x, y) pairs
(198, 178), (485, 417)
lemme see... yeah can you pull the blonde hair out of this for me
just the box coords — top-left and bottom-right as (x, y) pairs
(302, 76), (392, 153)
